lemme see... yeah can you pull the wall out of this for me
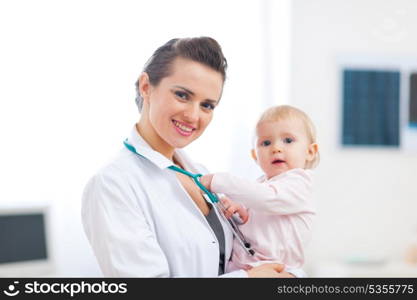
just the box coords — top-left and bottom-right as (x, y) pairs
(290, 0), (417, 274)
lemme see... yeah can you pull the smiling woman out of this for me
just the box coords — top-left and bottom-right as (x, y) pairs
(81, 37), (288, 278)
(137, 56), (223, 157)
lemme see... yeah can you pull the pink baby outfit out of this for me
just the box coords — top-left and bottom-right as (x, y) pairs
(211, 168), (315, 272)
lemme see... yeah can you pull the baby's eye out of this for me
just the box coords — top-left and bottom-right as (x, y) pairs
(261, 140), (271, 146)
(174, 91), (188, 100)
(284, 137), (294, 144)
(201, 102), (215, 110)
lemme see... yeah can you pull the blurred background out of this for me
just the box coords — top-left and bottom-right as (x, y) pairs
(1, 0), (416, 277)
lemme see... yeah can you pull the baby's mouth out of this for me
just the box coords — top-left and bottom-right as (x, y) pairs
(271, 159), (285, 165)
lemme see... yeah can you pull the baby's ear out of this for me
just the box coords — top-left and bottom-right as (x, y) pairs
(307, 143), (318, 162)
(251, 149), (258, 162)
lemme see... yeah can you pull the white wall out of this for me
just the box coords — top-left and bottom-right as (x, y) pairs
(290, 0), (417, 274)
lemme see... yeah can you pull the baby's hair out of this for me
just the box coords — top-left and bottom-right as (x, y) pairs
(255, 105), (320, 169)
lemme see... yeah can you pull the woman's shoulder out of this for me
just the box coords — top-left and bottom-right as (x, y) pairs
(87, 148), (144, 184)
(84, 150), (127, 186)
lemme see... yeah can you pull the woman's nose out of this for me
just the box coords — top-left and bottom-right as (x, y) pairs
(183, 103), (199, 122)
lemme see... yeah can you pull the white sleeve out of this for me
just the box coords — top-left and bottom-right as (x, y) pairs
(210, 169), (315, 215)
(81, 168), (170, 277)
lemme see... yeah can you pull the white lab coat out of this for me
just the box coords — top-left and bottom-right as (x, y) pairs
(81, 126), (247, 277)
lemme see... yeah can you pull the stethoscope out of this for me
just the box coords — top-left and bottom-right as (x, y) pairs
(123, 139), (255, 256)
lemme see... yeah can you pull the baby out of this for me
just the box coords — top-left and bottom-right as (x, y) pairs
(201, 105), (319, 274)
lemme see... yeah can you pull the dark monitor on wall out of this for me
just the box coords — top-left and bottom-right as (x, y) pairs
(0, 205), (54, 276)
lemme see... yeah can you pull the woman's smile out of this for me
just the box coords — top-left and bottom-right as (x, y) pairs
(172, 119), (196, 137)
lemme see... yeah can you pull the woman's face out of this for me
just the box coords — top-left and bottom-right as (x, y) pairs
(143, 57), (224, 150)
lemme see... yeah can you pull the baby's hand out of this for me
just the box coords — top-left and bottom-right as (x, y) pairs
(220, 196), (249, 224)
(200, 174), (214, 191)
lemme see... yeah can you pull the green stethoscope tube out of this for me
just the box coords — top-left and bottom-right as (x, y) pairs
(123, 139), (255, 256)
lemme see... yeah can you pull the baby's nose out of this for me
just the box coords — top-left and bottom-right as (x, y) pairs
(272, 145), (282, 153)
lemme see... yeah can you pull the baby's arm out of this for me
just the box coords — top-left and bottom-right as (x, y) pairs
(200, 175), (249, 223)
(201, 169), (314, 215)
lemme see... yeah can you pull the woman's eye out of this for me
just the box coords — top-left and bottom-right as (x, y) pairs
(175, 91), (188, 100)
(261, 140), (271, 146)
(284, 137), (293, 144)
(201, 102), (215, 110)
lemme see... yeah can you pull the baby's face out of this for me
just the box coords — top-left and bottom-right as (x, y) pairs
(253, 118), (315, 179)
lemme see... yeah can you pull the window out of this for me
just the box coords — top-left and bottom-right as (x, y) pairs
(342, 69), (400, 146)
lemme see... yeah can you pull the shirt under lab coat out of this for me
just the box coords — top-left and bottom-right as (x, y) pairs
(81, 126), (305, 277)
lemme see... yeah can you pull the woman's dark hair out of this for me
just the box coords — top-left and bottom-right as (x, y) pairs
(135, 37), (228, 111)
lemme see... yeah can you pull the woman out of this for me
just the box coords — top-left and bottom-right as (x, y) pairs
(82, 37), (299, 277)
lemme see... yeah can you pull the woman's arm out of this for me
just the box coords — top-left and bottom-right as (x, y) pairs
(82, 168), (170, 277)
